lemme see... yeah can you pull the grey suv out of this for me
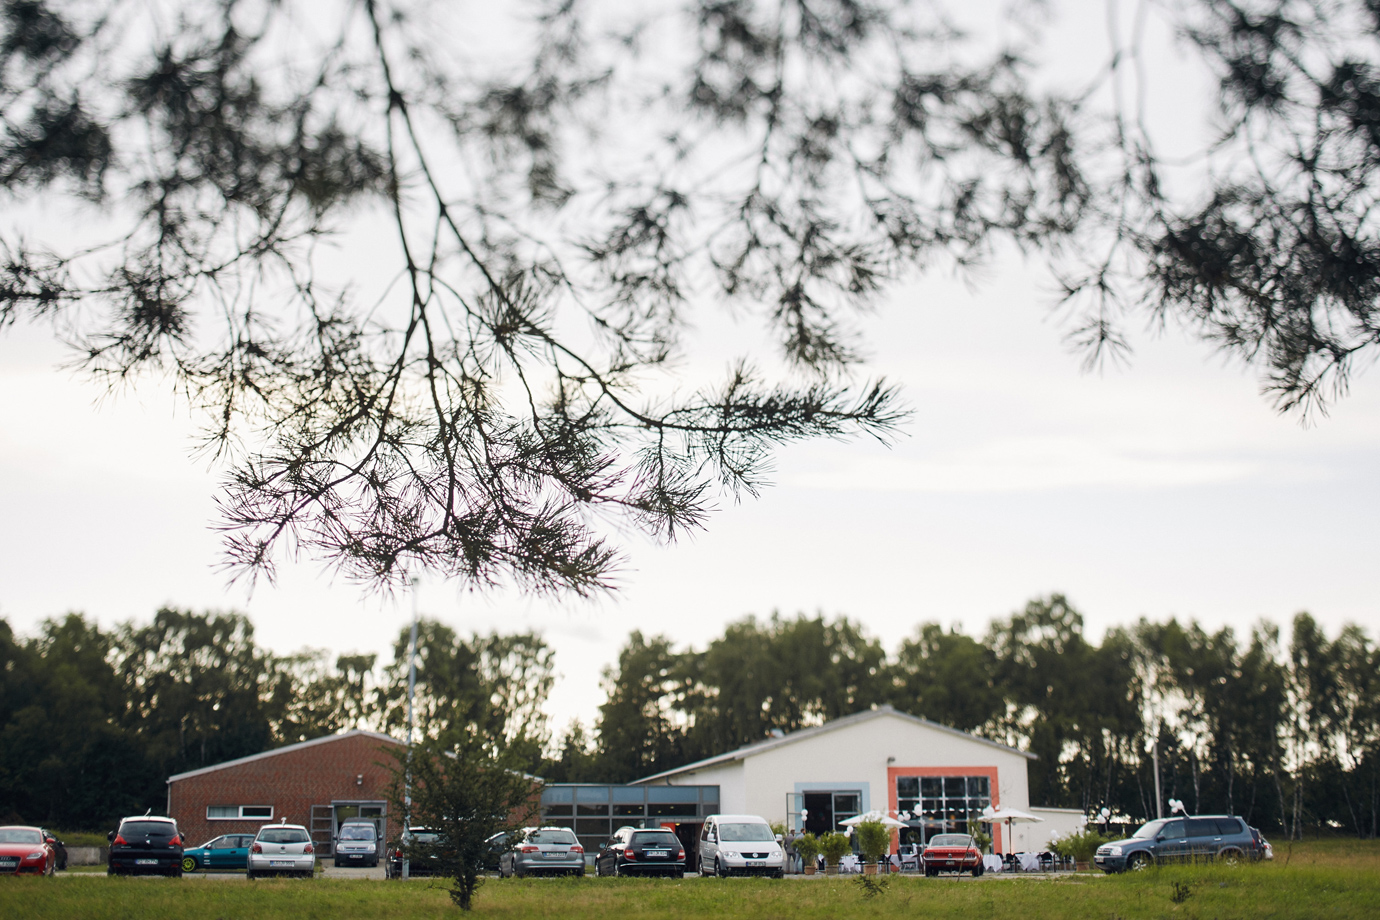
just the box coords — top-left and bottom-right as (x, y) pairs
(1095, 815), (1263, 872)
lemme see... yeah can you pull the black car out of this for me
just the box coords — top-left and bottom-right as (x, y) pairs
(108, 816), (184, 877)
(595, 826), (685, 878)
(385, 827), (443, 879)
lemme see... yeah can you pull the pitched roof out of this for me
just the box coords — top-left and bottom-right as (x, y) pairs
(166, 729), (405, 783)
(632, 704), (1035, 785)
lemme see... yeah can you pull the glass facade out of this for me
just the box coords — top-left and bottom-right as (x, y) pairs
(895, 775), (992, 845)
(539, 784), (720, 853)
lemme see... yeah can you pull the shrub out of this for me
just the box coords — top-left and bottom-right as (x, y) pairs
(794, 832), (821, 865)
(1048, 828), (1110, 863)
(819, 832), (852, 867)
(855, 821), (891, 864)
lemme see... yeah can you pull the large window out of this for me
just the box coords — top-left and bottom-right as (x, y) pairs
(895, 775), (991, 844)
(207, 805), (273, 820)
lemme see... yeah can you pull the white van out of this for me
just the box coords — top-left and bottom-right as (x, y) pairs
(697, 815), (785, 878)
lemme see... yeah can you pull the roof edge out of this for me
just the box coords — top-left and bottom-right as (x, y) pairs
(166, 729), (404, 784)
(632, 705), (1035, 784)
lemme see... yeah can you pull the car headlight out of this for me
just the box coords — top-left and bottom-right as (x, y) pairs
(721, 850), (737, 858)
(27, 850), (46, 859)
(1107, 846), (1122, 856)
(366, 844), (376, 853)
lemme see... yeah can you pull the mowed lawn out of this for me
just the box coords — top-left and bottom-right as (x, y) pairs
(3, 840), (1377, 920)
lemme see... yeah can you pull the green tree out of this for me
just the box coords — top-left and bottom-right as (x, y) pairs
(393, 735), (538, 910)
(116, 608), (275, 783)
(378, 620), (553, 769)
(890, 623), (1003, 732)
(684, 613), (889, 757)
(593, 631), (693, 783)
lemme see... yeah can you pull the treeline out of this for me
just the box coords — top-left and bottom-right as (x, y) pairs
(0, 609), (554, 829)
(547, 596), (1379, 839)
(4, 596), (1377, 839)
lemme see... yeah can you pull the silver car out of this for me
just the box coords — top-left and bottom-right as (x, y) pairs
(498, 826), (584, 878)
(247, 824), (316, 879)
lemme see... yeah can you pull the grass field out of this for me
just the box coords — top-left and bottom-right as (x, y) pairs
(2, 840), (1376, 919)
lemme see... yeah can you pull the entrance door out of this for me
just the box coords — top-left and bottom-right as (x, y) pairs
(333, 802), (388, 846)
(802, 791), (862, 834)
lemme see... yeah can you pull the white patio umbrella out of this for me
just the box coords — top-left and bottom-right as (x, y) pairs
(839, 810), (909, 829)
(981, 806), (1044, 855)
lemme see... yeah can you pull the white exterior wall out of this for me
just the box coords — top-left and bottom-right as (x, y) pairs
(1017, 807), (1087, 852)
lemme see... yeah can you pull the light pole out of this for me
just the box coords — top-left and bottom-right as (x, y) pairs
(403, 576), (419, 880)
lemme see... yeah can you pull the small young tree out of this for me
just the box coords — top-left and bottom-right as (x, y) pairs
(793, 832), (821, 873)
(855, 820), (891, 865)
(819, 831), (852, 870)
(390, 737), (538, 910)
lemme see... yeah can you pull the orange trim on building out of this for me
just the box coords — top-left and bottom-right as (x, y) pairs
(886, 765), (1002, 853)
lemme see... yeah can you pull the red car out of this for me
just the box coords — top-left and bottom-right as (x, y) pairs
(922, 833), (984, 877)
(0, 826), (57, 876)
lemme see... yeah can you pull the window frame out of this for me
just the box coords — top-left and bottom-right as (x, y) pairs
(206, 805), (275, 821)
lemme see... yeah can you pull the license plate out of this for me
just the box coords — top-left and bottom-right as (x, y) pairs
(270, 860), (294, 867)
(543, 852), (566, 859)
(646, 850), (667, 858)
(136, 859), (158, 865)
(0, 859), (18, 867)
(747, 860), (765, 867)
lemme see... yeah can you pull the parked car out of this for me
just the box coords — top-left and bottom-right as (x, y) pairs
(921, 833), (983, 877)
(334, 819), (380, 868)
(697, 814), (786, 878)
(498, 826), (584, 878)
(37, 829), (66, 871)
(0, 825), (57, 876)
(385, 826), (443, 879)
(247, 823), (316, 879)
(181, 833), (255, 872)
(595, 826), (686, 878)
(107, 816), (183, 877)
(1094, 815), (1263, 873)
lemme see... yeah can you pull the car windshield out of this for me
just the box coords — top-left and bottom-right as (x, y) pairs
(719, 823), (775, 843)
(928, 835), (973, 848)
(340, 825), (376, 840)
(631, 832), (680, 848)
(258, 828), (309, 844)
(408, 832), (440, 844)
(120, 821), (176, 838)
(0, 828), (42, 844)
(1132, 819), (1171, 839)
(527, 829), (577, 845)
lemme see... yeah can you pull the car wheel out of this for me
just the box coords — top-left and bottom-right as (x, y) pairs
(1126, 852), (1151, 872)
(181, 856), (197, 873)
(772, 869), (783, 879)
(1218, 848), (1243, 867)
(971, 862), (984, 878)
(716, 857), (729, 879)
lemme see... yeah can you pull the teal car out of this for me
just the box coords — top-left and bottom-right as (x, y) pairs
(181, 834), (256, 872)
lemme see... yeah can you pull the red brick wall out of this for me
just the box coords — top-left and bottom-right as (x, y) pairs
(168, 733), (405, 850)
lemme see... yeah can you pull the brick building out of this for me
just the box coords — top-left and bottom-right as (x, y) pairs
(166, 730), (405, 854)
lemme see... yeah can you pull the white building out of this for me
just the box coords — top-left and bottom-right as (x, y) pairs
(631, 704), (1082, 853)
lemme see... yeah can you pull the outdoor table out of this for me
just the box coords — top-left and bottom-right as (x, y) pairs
(982, 854), (1004, 873)
(1016, 852), (1040, 872)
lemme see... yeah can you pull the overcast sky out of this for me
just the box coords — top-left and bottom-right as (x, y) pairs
(3, 1), (1378, 740)
(4, 252), (1377, 735)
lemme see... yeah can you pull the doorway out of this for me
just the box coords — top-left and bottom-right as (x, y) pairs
(802, 791), (861, 834)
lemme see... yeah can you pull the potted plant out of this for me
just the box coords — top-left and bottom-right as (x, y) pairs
(855, 821), (891, 875)
(794, 832), (821, 875)
(819, 832), (851, 876)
